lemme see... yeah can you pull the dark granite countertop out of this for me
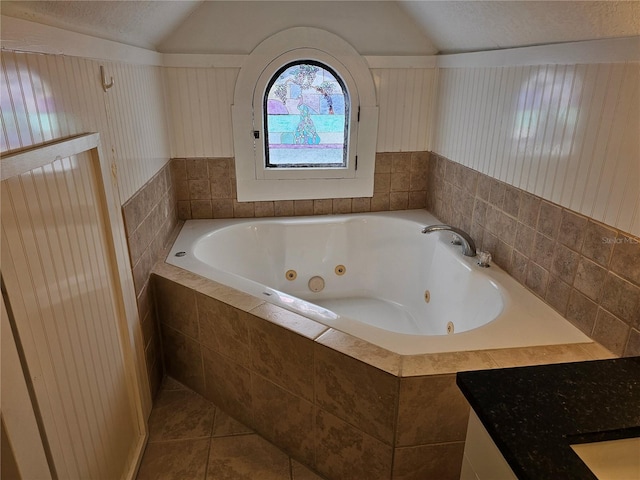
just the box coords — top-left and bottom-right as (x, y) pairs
(456, 357), (640, 480)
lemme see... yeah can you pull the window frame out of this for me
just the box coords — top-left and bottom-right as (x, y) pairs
(254, 50), (359, 181)
(232, 27), (378, 202)
(262, 59), (350, 171)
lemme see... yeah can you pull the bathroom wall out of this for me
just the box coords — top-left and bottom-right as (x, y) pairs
(171, 152), (429, 220)
(163, 66), (435, 157)
(428, 153), (640, 357)
(164, 64), (435, 219)
(433, 58), (639, 237)
(122, 163), (178, 397)
(0, 48), (172, 403)
(0, 50), (171, 204)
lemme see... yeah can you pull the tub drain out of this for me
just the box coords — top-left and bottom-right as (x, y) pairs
(446, 321), (455, 335)
(308, 276), (325, 293)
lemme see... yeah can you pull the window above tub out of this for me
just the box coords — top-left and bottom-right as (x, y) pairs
(263, 60), (350, 173)
(232, 27), (379, 201)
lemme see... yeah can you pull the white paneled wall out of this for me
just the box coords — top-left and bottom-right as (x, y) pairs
(164, 66), (435, 157)
(372, 68), (434, 152)
(1, 151), (139, 479)
(164, 67), (238, 158)
(433, 62), (640, 236)
(0, 51), (170, 203)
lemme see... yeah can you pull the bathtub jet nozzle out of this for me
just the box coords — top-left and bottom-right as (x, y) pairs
(421, 224), (477, 257)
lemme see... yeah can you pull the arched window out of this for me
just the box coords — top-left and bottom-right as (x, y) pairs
(263, 61), (349, 169)
(232, 28), (378, 201)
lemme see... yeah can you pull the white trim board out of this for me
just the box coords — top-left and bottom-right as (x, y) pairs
(436, 36), (640, 68)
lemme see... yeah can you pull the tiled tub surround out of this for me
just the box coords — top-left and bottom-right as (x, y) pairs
(171, 152), (429, 220)
(122, 163), (179, 398)
(427, 153), (640, 357)
(152, 262), (612, 480)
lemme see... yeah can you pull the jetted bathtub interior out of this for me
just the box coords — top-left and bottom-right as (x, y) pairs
(167, 209), (591, 355)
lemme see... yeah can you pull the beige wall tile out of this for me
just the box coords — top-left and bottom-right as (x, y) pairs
(161, 325), (205, 396)
(252, 375), (315, 467)
(211, 198), (233, 218)
(374, 172), (391, 193)
(351, 197), (371, 213)
(313, 199), (333, 215)
(197, 293), (251, 368)
(233, 201), (255, 218)
(274, 200), (294, 216)
(545, 275), (571, 316)
(537, 201), (562, 239)
(186, 158), (208, 179)
(609, 235), (640, 285)
(600, 273), (640, 327)
(573, 257), (607, 302)
(314, 344), (398, 444)
(294, 200), (314, 216)
(210, 175), (232, 198)
(188, 179), (211, 199)
(390, 191), (409, 210)
(558, 210), (587, 250)
(624, 329), (640, 356)
(333, 198), (352, 214)
(390, 172), (411, 192)
(592, 309), (631, 356)
(202, 346), (253, 426)
(581, 221), (615, 266)
(190, 199), (213, 218)
(566, 289), (598, 335)
(254, 201), (275, 217)
(315, 408), (393, 480)
(551, 243), (580, 284)
(392, 441), (465, 480)
(518, 192), (541, 228)
(155, 276), (199, 339)
(396, 375), (470, 446)
(375, 153), (392, 173)
(248, 314), (315, 402)
(371, 193), (390, 211)
(525, 261), (549, 298)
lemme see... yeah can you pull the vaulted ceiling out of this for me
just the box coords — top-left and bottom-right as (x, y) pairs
(2, 1), (639, 55)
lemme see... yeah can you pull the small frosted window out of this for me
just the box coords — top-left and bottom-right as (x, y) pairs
(263, 61), (349, 169)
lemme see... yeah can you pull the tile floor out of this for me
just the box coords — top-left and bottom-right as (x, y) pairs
(136, 377), (325, 480)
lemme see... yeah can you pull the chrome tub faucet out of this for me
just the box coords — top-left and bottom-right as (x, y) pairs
(421, 224), (477, 257)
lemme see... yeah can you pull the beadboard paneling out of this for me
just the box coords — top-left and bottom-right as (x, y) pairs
(0, 50), (170, 203)
(371, 68), (434, 152)
(1, 151), (138, 479)
(433, 62), (640, 236)
(164, 67), (238, 158)
(164, 67), (435, 157)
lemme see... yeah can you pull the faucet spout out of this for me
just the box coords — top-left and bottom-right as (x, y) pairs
(421, 224), (477, 257)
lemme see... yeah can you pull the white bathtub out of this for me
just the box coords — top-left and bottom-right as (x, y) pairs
(167, 210), (590, 355)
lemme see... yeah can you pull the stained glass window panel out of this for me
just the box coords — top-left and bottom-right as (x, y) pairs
(264, 61), (349, 168)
